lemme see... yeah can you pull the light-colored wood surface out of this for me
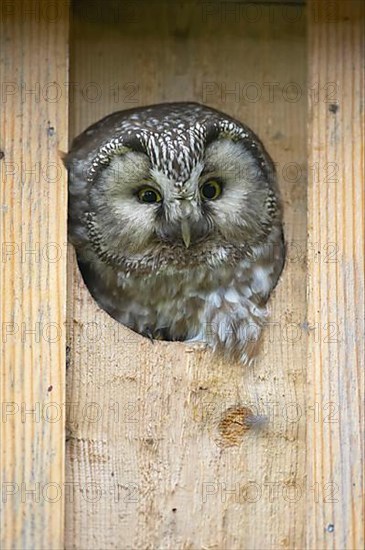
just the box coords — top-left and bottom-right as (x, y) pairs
(307, 1), (364, 549)
(66, 2), (307, 548)
(0, 1), (69, 549)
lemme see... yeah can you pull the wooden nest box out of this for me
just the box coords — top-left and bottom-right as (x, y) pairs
(1, 1), (364, 548)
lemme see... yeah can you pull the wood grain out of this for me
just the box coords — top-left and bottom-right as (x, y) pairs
(65, 2), (307, 549)
(0, 1), (69, 549)
(307, 1), (364, 548)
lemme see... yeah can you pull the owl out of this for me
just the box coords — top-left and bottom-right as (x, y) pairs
(65, 102), (285, 364)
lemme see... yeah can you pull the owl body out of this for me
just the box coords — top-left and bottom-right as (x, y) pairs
(66, 103), (285, 363)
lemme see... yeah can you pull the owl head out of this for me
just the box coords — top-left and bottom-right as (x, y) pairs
(66, 103), (281, 275)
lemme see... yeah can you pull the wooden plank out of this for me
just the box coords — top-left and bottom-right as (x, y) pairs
(307, 1), (364, 549)
(0, 1), (69, 549)
(65, 2), (307, 548)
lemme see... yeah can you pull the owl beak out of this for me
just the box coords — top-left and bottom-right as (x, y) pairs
(181, 219), (191, 248)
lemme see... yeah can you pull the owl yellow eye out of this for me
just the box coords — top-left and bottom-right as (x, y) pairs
(137, 186), (162, 204)
(200, 179), (222, 200)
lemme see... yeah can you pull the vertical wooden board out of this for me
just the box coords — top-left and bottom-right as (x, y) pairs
(307, 1), (364, 549)
(0, 1), (69, 549)
(66, 2), (307, 549)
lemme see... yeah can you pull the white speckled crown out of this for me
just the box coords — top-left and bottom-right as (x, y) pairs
(85, 103), (271, 186)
